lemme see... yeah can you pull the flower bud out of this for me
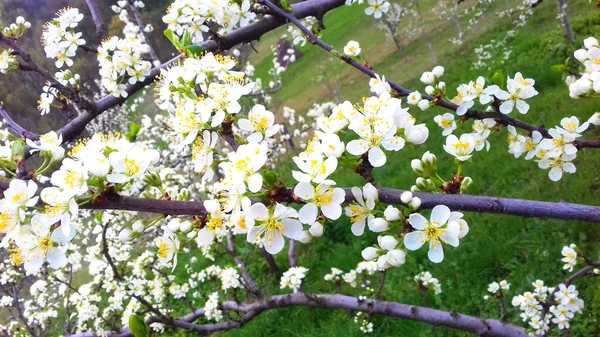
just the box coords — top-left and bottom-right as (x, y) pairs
(432, 66), (444, 78)
(410, 185), (420, 192)
(409, 197), (421, 210)
(378, 235), (398, 251)
(297, 230), (312, 244)
(361, 247), (379, 261)
(167, 219), (180, 232)
(420, 71), (435, 84)
(400, 191), (413, 204)
(417, 99), (430, 111)
(422, 151), (437, 166)
(425, 85), (435, 95)
(132, 220), (145, 233)
(405, 124), (429, 144)
(119, 229), (134, 242)
(437, 81), (446, 90)
(411, 159), (424, 175)
(180, 220), (192, 233)
(177, 188), (191, 201)
(368, 218), (389, 232)
(309, 222), (324, 237)
(588, 112), (600, 126)
(386, 249), (406, 267)
(460, 176), (473, 194)
(384, 205), (401, 221)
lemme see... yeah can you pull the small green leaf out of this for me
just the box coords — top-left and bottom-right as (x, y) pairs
(183, 45), (205, 57)
(490, 69), (506, 89)
(129, 314), (149, 337)
(280, 0), (292, 11)
(164, 29), (181, 49)
(182, 30), (192, 47)
(262, 170), (278, 188)
(125, 122), (142, 142)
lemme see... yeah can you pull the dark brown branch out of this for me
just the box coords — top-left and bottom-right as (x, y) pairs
(0, 106), (39, 140)
(85, 0), (107, 39)
(127, 1), (160, 64)
(287, 239), (297, 267)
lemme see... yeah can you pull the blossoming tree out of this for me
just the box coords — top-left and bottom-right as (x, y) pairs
(0, 0), (598, 337)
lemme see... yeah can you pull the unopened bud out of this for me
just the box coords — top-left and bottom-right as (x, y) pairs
(384, 205), (401, 221)
(409, 197), (421, 210)
(118, 229), (134, 242)
(400, 191), (413, 204)
(460, 176), (473, 194)
(132, 220), (145, 233)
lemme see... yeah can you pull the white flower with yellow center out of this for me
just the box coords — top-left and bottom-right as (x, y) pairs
(50, 158), (89, 196)
(294, 182), (346, 222)
(292, 152), (338, 185)
(155, 233), (180, 269)
(2, 179), (38, 208)
(228, 197), (252, 234)
(346, 107), (404, 167)
(237, 104), (279, 142)
(343, 40), (361, 57)
(107, 147), (157, 184)
(539, 128), (577, 157)
(14, 214), (75, 275)
(433, 113), (456, 136)
(493, 73), (538, 114)
(561, 245), (577, 272)
(345, 183), (388, 236)
(403, 205), (463, 263)
(559, 116), (589, 138)
(537, 153), (576, 181)
(246, 203), (302, 254)
(443, 134), (475, 161)
(223, 142), (268, 193)
(191, 130), (218, 181)
(365, 0), (390, 18)
(196, 199), (228, 247)
(26, 131), (65, 161)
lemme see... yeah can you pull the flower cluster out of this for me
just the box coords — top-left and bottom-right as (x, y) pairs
(41, 8), (85, 69)
(512, 281), (584, 335)
(162, 0), (256, 43)
(97, 35), (152, 97)
(2, 16), (31, 40)
(361, 235), (406, 270)
(568, 37), (600, 98)
(484, 280), (510, 300)
(280, 266), (309, 292)
(414, 271), (442, 294)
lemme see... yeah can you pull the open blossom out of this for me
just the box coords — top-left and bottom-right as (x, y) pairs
(403, 205), (468, 263)
(14, 214), (76, 275)
(433, 113), (456, 136)
(292, 152), (337, 185)
(191, 130), (218, 180)
(107, 146), (158, 184)
(222, 142), (268, 193)
(155, 233), (180, 269)
(246, 203), (302, 254)
(344, 40), (361, 57)
(26, 131), (65, 161)
(2, 179), (38, 209)
(537, 153), (576, 181)
(365, 0), (390, 18)
(237, 104), (279, 142)
(443, 134), (475, 161)
(493, 72), (538, 114)
(294, 182), (345, 221)
(561, 244), (577, 272)
(369, 74), (391, 95)
(345, 183), (388, 236)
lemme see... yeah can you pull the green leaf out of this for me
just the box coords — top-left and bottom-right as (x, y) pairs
(262, 170), (278, 188)
(164, 29), (181, 49)
(11, 140), (25, 161)
(125, 122), (142, 142)
(280, 0), (292, 11)
(183, 45), (205, 57)
(128, 314), (149, 337)
(490, 69), (506, 89)
(182, 30), (192, 47)
(550, 64), (567, 73)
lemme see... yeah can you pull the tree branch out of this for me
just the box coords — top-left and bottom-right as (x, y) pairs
(0, 106), (39, 140)
(85, 0), (107, 39)
(71, 293), (528, 337)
